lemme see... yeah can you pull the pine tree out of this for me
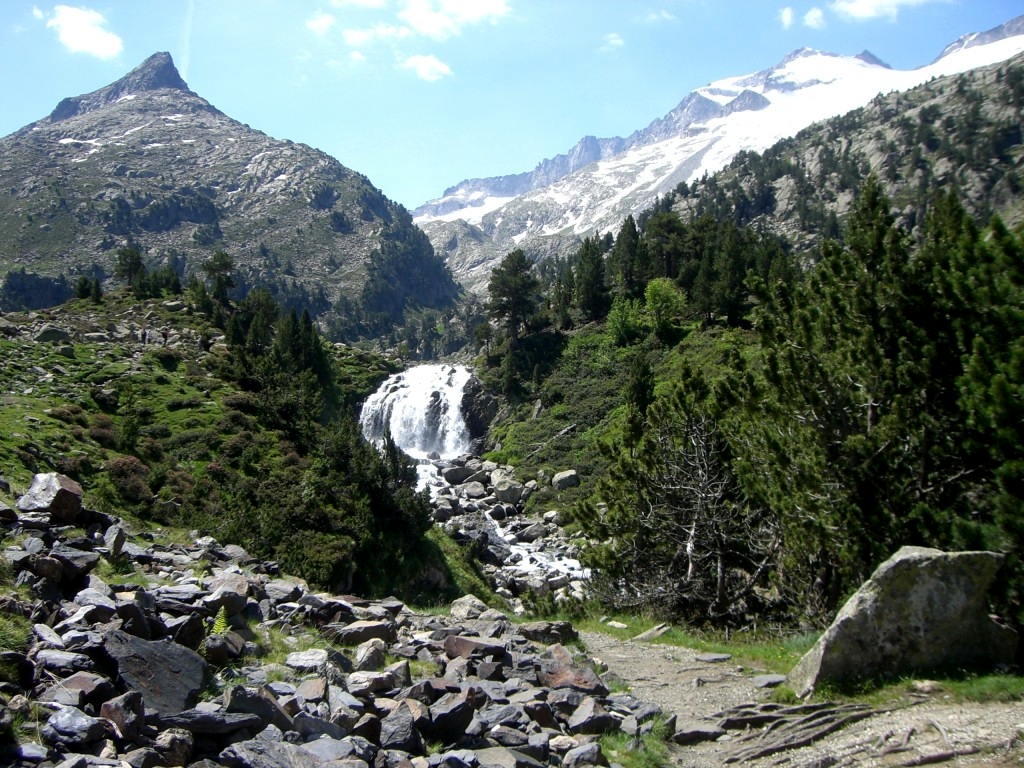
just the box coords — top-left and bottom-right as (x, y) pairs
(487, 249), (539, 350)
(574, 237), (610, 322)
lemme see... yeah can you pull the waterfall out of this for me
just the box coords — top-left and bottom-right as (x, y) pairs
(359, 364), (473, 460)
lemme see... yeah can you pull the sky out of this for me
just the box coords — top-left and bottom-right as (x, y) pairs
(1, 1), (1021, 209)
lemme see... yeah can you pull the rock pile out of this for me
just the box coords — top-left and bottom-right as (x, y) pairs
(2, 472), (672, 768)
(422, 457), (587, 612)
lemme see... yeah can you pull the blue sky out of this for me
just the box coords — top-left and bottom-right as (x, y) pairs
(0, 1), (1020, 208)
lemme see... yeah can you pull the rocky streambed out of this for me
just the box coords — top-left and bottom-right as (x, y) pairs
(418, 455), (590, 612)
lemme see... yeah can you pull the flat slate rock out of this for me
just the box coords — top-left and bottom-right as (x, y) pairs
(161, 709), (264, 734)
(752, 673), (788, 688)
(672, 719), (727, 745)
(102, 630), (208, 717)
(696, 652), (732, 663)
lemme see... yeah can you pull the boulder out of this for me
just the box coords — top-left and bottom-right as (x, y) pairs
(100, 690), (145, 741)
(34, 325), (72, 344)
(379, 702), (426, 754)
(160, 709), (264, 734)
(450, 594), (489, 620)
(788, 546), (1018, 697)
(550, 470), (580, 491)
(16, 473), (84, 524)
(102, 630), (209, 717)
(285, 648), (328, 671)
(536, 644), (609, 696)
(441, 466), (476, 485)
(461, 481), (488, 499)
(328, 619), (395, 645)
(41, 706), (108, 747)
(517, 621), (578, 645)
(493, 479), (524, 505)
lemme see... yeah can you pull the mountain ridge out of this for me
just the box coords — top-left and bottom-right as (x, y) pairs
(414, 15), (1024, 294)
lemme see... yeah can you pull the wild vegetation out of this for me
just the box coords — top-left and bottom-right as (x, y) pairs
(0, 256), (483, 602)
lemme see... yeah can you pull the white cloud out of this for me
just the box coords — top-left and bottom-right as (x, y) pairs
(600, 32), (625, 53)
(397, 0), (509, 40)
(343, 23), (408, 46)
(350, 50), (367, 63)
(32, 6), (44, 20)
(330, 0), (388, 6)
(779, 6), (794, 29)
(643, 10), (676, 23)
(44, 5), (123, 59)
(400, 53), (452, 80)
(831, 0), (942, 21)
(306, 11), (337, 36)
(804, 7), (826, 28)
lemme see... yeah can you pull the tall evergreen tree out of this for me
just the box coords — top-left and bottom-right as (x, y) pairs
(487, 249), (539, 350)
(574, 236), (610, 322)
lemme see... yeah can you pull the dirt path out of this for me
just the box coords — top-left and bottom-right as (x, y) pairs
(581, 631), (1024, 768)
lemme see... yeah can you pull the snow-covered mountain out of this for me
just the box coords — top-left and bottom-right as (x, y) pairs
(415, 15), (1024, 294)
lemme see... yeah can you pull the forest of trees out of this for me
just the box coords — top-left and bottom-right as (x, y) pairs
(479, 174), (1024, 629)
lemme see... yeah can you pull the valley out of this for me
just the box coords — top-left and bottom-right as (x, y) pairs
(3, 7), (1024, 768)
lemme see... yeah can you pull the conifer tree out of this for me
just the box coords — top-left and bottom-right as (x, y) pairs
(574, 236), (610, 322)
(487, 249), (539, 350)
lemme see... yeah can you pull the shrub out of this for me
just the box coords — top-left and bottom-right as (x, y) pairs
(49, 404), (87, 426)
(89, 426), (118, 449)
(105, 455), (153, 506)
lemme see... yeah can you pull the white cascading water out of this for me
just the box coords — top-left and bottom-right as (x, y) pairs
(359, 364), (473, 460)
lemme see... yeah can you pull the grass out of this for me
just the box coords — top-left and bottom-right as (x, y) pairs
(599, 716), (673, 768)
(812, 669), (1024, 707)
(0, 610), (32, 686)
(557, 610), (820, 675)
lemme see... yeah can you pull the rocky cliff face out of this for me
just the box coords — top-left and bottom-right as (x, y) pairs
(0, 53), (450, 321)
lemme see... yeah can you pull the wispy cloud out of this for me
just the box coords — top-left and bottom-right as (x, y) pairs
(400, 53), (452, 81)
(343, 23), (409, 47)
(831, 0), (943, 21)
(325, 0), (509, 80)
(179, 0), (195, 80)
(43, 4), (123, 59)
(643, 10), (676, 24)
(804, 7), (827, 28)
(779, 6), (794, 29)
(306, 11), (337, 37)
(600, 32), (625, 53)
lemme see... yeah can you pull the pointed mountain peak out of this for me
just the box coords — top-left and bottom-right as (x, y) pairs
(117, 52), (190, 93)
(855, 50), (891, 68)
(47, 51), (196, 124)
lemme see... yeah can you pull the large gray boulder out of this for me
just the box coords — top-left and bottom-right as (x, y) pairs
(551, 470), (580, 491)
(16, 472), (84, 523)
(788, 546), (1018, 697)
(102, 631), (209, 716)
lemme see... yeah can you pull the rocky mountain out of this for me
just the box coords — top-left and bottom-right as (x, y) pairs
(0, 52), (457, 326)
(415, 15), (1024, 294)
(674, 48), (1024, 248)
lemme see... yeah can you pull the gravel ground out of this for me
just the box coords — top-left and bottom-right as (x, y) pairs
(580, 630), (1024, 768)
